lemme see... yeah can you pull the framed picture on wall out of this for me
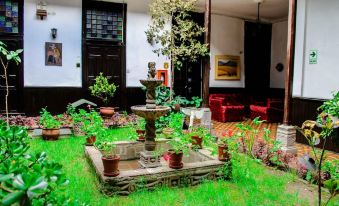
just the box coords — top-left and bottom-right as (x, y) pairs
(157, 69), (168, 86)
(45, 42), (62, 66)
(215, 55), (241, 80)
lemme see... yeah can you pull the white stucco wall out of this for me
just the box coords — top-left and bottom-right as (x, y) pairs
(209, 14), (245, 88)
(293, 0), (339, 99)
(125, 11), (170, 87)
(270, 21), (287, 89)
(24, 0), (82, 87)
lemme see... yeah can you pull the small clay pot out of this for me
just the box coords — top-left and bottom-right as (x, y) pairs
(168, 150), (183, 169)
(42, 128), (60, 141)
(136, 129), (145, 142)
(100, 107), (115, 117)
(218, 144), (230, 162)
(162, 128), (174, 139)
(191, 135), (203, 149)
(102, 156), (120, 177)
(86, 136), (96, 146)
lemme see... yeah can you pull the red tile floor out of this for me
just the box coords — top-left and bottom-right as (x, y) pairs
(211, 120), (339, 161)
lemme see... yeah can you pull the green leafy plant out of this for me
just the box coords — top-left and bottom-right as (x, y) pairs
(135, 118), (146, 131)
(0, 41), (23, 127)
(236, 117), (265, 159)
(167, 133), (190, 155)
(297, 118), (336, 206)
(89, 73), (118, 105)
(0, 121), (85, 205)
(146, 0), (209, 100)
(39, 108), (62, 129)
(317, 91), (339, 122)
(80, 110), (103, 138)
(323, 179), (339, 205)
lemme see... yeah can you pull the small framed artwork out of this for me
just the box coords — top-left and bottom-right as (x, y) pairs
(157, 69), (168, 86)
(215, 55), (241, 80)
(45, 42), (62, 66)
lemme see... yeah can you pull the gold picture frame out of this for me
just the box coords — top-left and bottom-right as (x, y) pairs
(215, 55), (241, 80)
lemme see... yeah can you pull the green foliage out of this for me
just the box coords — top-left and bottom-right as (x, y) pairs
(168, 133), (190, 155)
(236, 117), (265, 159)
(146, 0), (208, 69)
(39, 108), (62, 129)
(80, 110), (103, 138)
(95, 140), (117, 159)
(89, 73), (117, 105)
(0, 41), (23, 126)
(168, 112), (184, 133)
(0, 121), (85, 206)
(318, 91), (339, 121)
(136, 118), (146, 130)
(156, 86), (202, 109)
(323, 179), (339, 205)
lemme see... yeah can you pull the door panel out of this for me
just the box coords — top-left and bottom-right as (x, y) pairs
(84, 43), (123, 108)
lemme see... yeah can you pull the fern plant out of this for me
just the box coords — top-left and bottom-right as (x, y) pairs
(89, 73), (117, 105)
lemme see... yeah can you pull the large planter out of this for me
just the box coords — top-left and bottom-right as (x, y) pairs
(100, 107), (115, 117)
(102, 156), (120, 177)
(162, 128), (174, 139)
(218, 144), (230, 162)
(191, 135), (203, 149)
(86, 136), (96, 146)
(168, 150), (183, 169)
(136, 129), (145, 142)
(42, 128), (60, 141)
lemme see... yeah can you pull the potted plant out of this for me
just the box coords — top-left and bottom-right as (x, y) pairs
(167, 134), (190, 169)
(95, 140), (120, 177)
(163, 112), (184, 139)
(89, 73), (118, 117)
(39, 108), (62, 141)
(217, 130), (235, 162)
(80, 110), (103, 145)
(189, 126), (208, 149)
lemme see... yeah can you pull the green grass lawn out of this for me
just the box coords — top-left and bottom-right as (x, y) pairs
(28, 128), (327, 206)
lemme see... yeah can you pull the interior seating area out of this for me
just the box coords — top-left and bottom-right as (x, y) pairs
(209, 93), (283, 123)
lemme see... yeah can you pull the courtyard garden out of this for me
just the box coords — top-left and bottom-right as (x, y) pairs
(0, 0), (338, 205)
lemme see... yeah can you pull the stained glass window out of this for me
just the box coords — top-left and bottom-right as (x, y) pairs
(0, 0), (19, 34)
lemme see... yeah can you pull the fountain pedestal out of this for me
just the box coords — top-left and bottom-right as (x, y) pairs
(131, 62), (170, 168)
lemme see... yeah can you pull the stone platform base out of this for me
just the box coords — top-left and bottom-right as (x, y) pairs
(85, 145), (227, 196)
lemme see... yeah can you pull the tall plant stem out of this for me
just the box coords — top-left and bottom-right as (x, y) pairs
(0, 57), (9, 127)
(318, 138), (327, 206)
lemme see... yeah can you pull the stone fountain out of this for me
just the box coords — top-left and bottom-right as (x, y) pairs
(131, 62), (171, 168)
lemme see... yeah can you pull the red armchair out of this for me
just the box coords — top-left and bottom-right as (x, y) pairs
(249, 98), (283, 123)
(209, 94), (245, 122)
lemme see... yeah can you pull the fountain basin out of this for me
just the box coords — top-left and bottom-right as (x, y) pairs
(140, 79), (163, 88)
(131, 105), (170, 120)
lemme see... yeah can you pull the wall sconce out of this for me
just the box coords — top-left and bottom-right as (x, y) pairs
(36, 1), (47, 20)
(51, 28), (57, 39)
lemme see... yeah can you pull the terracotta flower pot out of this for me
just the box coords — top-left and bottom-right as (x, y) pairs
(168, 150), (183, 169)
(136, 129), (145, 142)
(162, 128), (174, 139)
(218, 144), (230, 162)
(100, 107), (115, 117)
(191, 135), (203, 149)
(102, 156), (120, 177)
(86, 136), (96, 146)
(42, 128), (60, 141)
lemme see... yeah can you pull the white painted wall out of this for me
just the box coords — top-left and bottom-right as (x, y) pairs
(209, 14), (245, 88)
(24, 0), (82, 87)
(293, 0), (339, 99)
(125, 11), (170, 87)
(270, 20), (287, 88)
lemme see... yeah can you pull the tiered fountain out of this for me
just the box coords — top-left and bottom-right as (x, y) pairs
(131, 62), (171, 168)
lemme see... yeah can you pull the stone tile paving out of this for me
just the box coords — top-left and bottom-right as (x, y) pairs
(212, 120), (339, 161)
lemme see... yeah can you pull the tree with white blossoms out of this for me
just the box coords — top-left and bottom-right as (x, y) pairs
(0, 41), (22, 127)
(145, 0), (209, 100)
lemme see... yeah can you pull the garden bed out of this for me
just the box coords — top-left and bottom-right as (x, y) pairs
(85, 144), (226, 196)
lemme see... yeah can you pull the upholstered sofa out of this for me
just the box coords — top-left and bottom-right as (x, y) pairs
(209, 94), (246, 122)
(249, 98), (283, 123)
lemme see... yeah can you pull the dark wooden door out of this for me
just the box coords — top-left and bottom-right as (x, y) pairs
(244, 21), (272, 95)
(84, 43), (124, 108)
(0, 39), (23, 115)
(174, 12), (204, 98)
